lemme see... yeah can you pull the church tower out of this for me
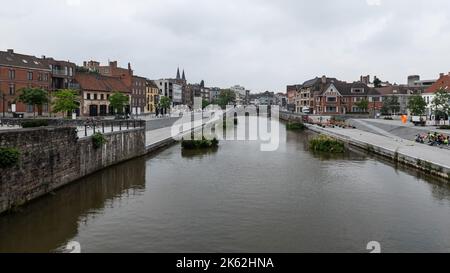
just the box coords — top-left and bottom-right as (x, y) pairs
(176, 67), (181, 80)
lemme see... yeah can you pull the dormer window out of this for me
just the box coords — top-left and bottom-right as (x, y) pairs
(351, 88), (364, 93)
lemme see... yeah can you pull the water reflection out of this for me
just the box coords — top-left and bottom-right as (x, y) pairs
(0, 157), (145, 253)
(181, 147), (219, 159)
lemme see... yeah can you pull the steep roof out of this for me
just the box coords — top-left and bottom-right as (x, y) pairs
(425, 73), (450, 94)
(146, 80), (159, 89)
(376, 85), (425, 96)
(319, 81), (380, 96)
(0, 49), (50, 70)
(75, 72), (130, 93)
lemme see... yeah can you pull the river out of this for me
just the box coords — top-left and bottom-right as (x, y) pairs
(1, 119), (450, 253)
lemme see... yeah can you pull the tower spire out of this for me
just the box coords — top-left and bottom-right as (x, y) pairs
(182, 69), (186, 81)
(176, 67), (181, 80)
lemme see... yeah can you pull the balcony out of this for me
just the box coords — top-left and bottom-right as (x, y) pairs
(52, 69), (69, 77)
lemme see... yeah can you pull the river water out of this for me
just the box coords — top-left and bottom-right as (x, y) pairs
(1, 119), (450, 253)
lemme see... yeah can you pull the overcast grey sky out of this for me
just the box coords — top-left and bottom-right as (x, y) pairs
(1, 0), (450, 92)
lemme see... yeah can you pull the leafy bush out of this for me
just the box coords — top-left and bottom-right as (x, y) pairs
(309, 135), (345, 153)
(286, 122), (306, 131)
(439, 125), (450, 130)
(181, 137), (219, 150)
(384, 117), (393, 120)
(0, 148), (20, 168)
(92, 132), (107, 149)
(21, 120), (49, 128)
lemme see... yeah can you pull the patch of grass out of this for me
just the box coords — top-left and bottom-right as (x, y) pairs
(0, 147), (20, 168)
(182, 137), (219, 150)
(309, 135), (345, 153)
(286, 122), (306, 131)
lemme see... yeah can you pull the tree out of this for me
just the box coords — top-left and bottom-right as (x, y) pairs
(108, 92), (129, 115)
(159, 96), (172, 114)
(17, 88), (49, 117)
(52, 89), (80, 117)
(202, 99), (210, 109)
(355, 99), (369, 113)
(217, 89), (236, 109)
(407, 95), (427, 116)
(373, 77), (382, 88)
(431, 88), (450, 120)
(381, 96), (400, 115)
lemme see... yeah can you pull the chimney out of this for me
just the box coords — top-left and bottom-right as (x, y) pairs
(110, 61), (117, 68)
(440, 73), (444, 78)
(321, 75), (327, 84)
(128, 62), (131, 70)
(7, 49), (14, 54)
(83, 61), (87, 67)
(41, 55), (46, 60)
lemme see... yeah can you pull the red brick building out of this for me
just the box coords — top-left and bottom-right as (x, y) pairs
(83, 60), (146, 114)
(131, 75), (147, 114)
(314, 80), (382, 115)
(74, 72), (130, 116)
(0, 49), (51, 115)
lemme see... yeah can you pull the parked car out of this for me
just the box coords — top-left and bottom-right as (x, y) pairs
(411, 116), (426, 126)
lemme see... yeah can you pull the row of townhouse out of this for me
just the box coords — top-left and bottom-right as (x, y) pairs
(288, 74), (449, 116)
(0, 49), (161, 117)
(289, 76), (383, 115)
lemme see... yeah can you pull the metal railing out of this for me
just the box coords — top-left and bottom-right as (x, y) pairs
(79, 119), (145, 138)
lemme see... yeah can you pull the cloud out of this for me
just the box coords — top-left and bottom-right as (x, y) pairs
(366, 0), (382, 6)
(1, 0), (450, 92)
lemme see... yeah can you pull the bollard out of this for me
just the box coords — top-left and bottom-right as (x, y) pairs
(111, 122), (114, 132)
(85, 125), (87, 137)
(102, 123), (105, 133)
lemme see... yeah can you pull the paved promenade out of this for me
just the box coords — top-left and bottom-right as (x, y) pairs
(348, 119), (450, 141)
(308, 124), (450, 178)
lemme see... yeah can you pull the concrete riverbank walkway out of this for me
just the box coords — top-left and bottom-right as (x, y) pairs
(308, 124), (450, 179)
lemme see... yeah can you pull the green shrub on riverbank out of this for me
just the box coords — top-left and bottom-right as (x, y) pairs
(21, 120), (49, 128)
(182, 137), (219, 150)
(92, 132), (107, 149)
(309, 135), (345, 153)
(439, 125), (450, 130)
(0, 148), (20, 168)
(286, 122), (306, 131)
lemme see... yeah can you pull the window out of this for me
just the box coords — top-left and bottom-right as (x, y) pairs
(38, 73), (43, 81)
(101, 94), (104, 100)
(27, 71), (33, 80)
(69, 67), (73, 77)
(326, 106), (337, 112)
(351, 88), (364, 94)
(107, 94), (110, 100)
(9, 70), (15, 80)
(9, 84), (15, 95)
(87, 93), (91, 100)
(27, 104), (33, 113)
(327, 97), (337, 102)
(94, 94), (98, 100)
(44, 73), (49, 82)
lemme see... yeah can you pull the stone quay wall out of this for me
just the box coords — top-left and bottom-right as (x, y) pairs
(0, 127), (145, 214)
